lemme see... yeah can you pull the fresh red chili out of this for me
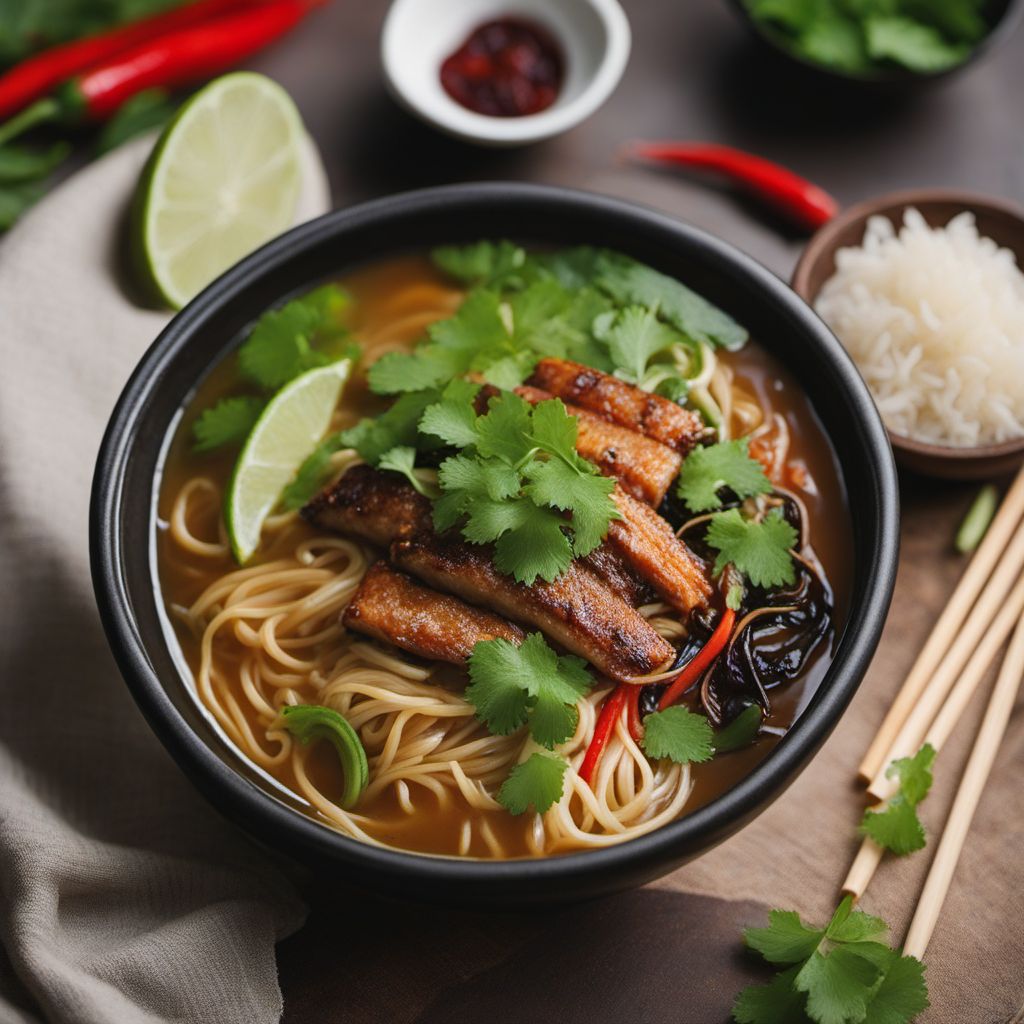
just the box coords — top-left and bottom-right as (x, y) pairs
(626, 141), (838, 232)
(0, 0), (267, 120)
(0, 0), (321, 146)
(657, 606), (736, 711)
(578, 686), (627, 785)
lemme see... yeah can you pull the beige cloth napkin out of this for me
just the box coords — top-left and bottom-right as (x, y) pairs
(0, 133), (330, 1024)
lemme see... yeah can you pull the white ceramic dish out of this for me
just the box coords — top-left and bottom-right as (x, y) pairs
(381, 0), (630, 147)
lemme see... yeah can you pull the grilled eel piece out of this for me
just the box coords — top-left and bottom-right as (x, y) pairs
(301, 463), (432, 546)
(304, 468), (674, 680)
(514, 384), (681, 506)
(344, 561), (524, 663)
(303, 464), (653, 606)
(608, 486), (711, 614)
(528, 358), (707, 454)
(390, 532), (673, 681)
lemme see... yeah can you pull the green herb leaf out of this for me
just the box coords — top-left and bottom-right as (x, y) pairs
(238, 285), (350, 391)
(677, 438), (772, 512)
(802, 9), (870, 71)
(595, 304), (684, 383)
(641, 706), (715, 764)
(860, 744), (935, 855)
(492, 500), (575, 585)
(498, 752), (568, 815)
(192, 396), (265, 452)
(713, 704), (762, 753)
(281, 430), (350, 509)
(378, 445), (435, 497)
(595, 250), (748, 350)
(96, 89), (176, 154)
(432, 240), (527, 288)
(705, 508), (798, 588)
(466, 633), (593, 747)
(341, 389), (441, 465)
(864, 15), (969, 71)
(0, 141), (70, 184)
(736, 897), (929, 1024)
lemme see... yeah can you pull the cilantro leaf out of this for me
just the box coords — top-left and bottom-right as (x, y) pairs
(238, 286), (350, 391)
(341, 389), (440, 465)
(474, 391), (536, 462)
(523, 456), (618, 557)
(595, 304), (684, 383)
(795, 946), (882, 1024)
(192, 396), (264, 452)
(864, 15), (969, 71)
(860, 744), (935, 855)
(96, 89), (176, 155)
(419, 379), (481, 448)
(281, 430), (349, 509)
(862, 955), (928, 1024)
(378, 445), (436, 497)
(434, 454), (521, 532)
(705, 508), (798, 588)
(466, 633), (593, 747)
(492, 501), (575, 585)
(802, 9), (870, 71)
(366, 346), (464, 395)
(735, 897), (928, 1024)
(432, 240), (527, 288)
(595, 250), (748, 350)
(734, 965), (812, 1024)
(497, 752), (568, 815)
(677, 439), (772, 512)
(641, 706), (715, 764)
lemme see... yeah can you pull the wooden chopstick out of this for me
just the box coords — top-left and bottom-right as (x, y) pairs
(844, 572), (1024, 899)
(902, 606), (1024, 960)
(858, 464), (1024, 782)
(865, 522), (1024, 799)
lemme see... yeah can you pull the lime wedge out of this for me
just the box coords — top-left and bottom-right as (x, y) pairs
(226, 359), (352, 563)
(132, 72), (304, 309)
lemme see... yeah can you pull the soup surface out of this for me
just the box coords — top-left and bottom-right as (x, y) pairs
(157, 252), (851, 859)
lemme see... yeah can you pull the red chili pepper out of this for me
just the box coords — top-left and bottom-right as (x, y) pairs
(657, 606), (736, 711)
(0, 0), (322, 146)
(626, 141), (838, 233)
(578, 686), (627, 785)
(0, 0), (268, 120)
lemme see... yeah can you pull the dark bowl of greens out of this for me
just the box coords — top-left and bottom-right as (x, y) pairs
(727, 0), (1023, 87)
(91, 183), (898, 905)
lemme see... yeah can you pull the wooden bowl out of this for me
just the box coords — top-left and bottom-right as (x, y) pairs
(792, 189), (1024, 481)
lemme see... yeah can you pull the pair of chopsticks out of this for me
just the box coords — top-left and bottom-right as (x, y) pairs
(842, 464), (1024, 959)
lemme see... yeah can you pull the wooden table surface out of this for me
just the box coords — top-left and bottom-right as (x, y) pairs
(238, 2), (1024, 1021)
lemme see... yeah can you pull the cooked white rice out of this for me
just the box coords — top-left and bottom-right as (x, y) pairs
(815, 207), (1024, 447)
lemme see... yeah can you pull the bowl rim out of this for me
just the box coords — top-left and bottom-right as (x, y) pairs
(90, 182), (899, 890)
(380, 0), (631, 146)
(724, 0), (1024, 86)
(792, 187), (1024, 464)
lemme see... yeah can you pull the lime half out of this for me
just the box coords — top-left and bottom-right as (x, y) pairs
(227, 359), (352, 563)
(133, 72), (305, 309)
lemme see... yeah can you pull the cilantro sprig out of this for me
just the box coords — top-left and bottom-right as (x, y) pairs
(860, 745), (935, 855)
(706, 508), (798, 590)
(641, 706), (715, 764)
(466, 633), (593, 749)
(734, 896), (929, 1024)
(677, 439), (772, 513)
(428, 389), (619, 585)
(190, 284), (355, 453)
(498, 752), (568, 815)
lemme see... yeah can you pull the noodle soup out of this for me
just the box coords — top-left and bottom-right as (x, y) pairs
(156, 249), (851, 859)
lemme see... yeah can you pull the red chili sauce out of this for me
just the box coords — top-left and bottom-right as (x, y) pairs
(439, 17), (564, 117)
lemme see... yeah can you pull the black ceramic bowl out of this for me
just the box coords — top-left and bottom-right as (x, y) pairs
(724, 0), (1023, 90)
(91, 183), (898, 906)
